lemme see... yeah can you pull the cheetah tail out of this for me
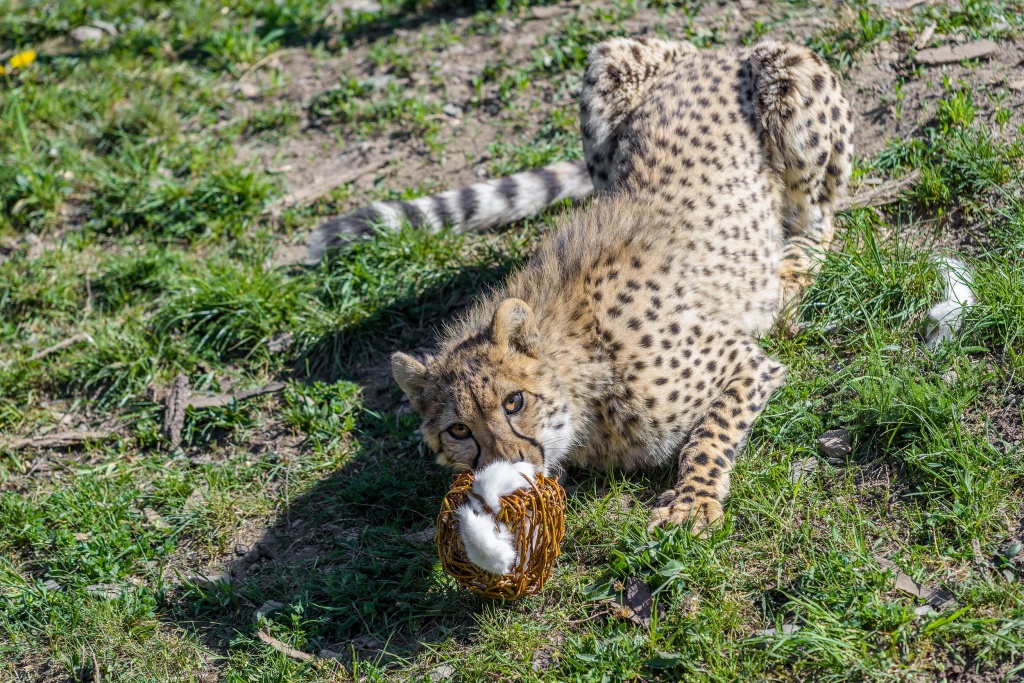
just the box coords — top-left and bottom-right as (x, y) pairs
(306, 159), (593, 263)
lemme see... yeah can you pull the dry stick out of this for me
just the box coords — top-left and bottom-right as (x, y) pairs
(6, 430), (115, 451)
(836, 169), (921, 212)
(28, 332), (94, 361)
(257, 630), (314, 662)
(162, 373), (190, 449)
(161, 378), (286, 448)
(185, 382), (287, 409)
(265, 156), (391, 216)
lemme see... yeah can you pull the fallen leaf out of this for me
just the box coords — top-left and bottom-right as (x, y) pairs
(876, 556), (955, 610)
(609, 577), (653, 627)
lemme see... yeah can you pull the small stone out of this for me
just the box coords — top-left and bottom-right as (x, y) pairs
(266, 331), (293, 355)
(1002, 569), (1015, 582)
(235, 81), (261, 99)
(70, 26), (105, 43)
(789, 456), (818, 484)
(72, 533), (90, 541)
(915, 40), (1000, 65)
(914, 604), (935, 616)
(41, 579), (60, 592)
(1008, 80), (1024, 92)
(190, 572), (230, 587)
(235, 544), (249, 556)
(430, 664), (455, 682)
(252, 599), (285, 622)
(91, 20), (118, 36)
(818, 429), (852, 459)
(443, 103), (462, 118)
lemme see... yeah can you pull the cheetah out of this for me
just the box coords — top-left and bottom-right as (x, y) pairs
(314, 38), (854, 530)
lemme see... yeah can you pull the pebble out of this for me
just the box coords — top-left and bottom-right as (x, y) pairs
(70, 26), (105, 43)
(430, 664), (455, 682)
(818, 429), (852, 459)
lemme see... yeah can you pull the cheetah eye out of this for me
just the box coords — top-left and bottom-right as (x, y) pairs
(447, 423), (471, 440)
(503, 391), (524, 415)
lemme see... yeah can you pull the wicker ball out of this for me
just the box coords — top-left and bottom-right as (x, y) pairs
(436, 470), (566, 600)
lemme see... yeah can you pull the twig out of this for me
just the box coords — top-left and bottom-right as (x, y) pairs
(265, 157), (392, 216)
(837, 169), (921, 212)
(162, 373), (190, 449)
(5, 430), (116, 451)
(257, 630), (314, 661)
(28, 332), (94, 361)
(161, 378), (286, 447)
(91, 651), (100, 683)
(84, 268), (93, 317)
(233, 48), (301, 87)
(186, 382), (287, 409)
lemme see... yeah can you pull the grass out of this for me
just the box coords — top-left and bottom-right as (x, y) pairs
(1, 0), (1024, 681)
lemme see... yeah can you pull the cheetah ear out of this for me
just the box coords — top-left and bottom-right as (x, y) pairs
(491, 298), (539, 357)
(392, 352), (429, 403)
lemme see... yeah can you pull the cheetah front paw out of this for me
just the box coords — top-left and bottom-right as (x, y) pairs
(648, 493), (724, 535)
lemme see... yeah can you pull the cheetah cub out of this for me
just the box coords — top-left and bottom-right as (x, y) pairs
(391, 38), (853, 531)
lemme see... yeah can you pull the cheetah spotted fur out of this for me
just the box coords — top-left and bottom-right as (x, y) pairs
(390, 38), (853, 531)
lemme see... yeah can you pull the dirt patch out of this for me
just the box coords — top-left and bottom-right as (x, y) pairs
(987, 392), (1024, 454)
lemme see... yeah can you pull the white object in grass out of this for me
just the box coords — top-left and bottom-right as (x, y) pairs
(455, 462), (536, 575)
(924, 257), (976, 348)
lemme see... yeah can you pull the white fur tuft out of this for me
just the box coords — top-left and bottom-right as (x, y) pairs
(471, 461), (536, 512)
(925, 257), (976, 348)
(454, 461), (537, 575)
(455, 504), (517, 575)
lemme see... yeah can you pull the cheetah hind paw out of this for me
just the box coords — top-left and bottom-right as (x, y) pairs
(648, 491), (724, 535)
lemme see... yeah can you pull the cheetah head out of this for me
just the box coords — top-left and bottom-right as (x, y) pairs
(391, 298), (573, 474)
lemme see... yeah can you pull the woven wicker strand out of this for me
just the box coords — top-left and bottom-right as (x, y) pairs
(436, 471), (567, 600)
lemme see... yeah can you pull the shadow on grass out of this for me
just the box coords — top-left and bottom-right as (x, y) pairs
(161, 254), (520, 668)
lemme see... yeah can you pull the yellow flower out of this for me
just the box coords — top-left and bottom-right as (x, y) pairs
(0, 65), (5, 75)
(8, 50), (36, 69)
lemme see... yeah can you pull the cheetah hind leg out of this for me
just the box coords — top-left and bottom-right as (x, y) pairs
(747, 41), (854, 334)
(649, 344), (786, 534)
